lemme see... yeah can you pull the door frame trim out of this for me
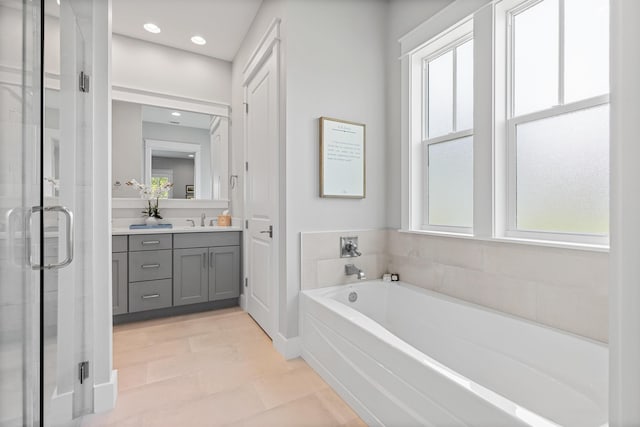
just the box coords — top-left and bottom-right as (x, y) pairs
(242, 18), (282, 343)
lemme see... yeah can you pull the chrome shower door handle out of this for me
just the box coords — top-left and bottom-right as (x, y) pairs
(30, 205), (74, 270)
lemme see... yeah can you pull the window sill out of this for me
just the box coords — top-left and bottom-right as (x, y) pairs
(398, 229), (609, 253)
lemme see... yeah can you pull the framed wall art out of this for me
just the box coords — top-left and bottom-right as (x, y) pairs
(319, 117), (366, 198)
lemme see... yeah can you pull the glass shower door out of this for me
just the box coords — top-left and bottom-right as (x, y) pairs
(0, 0), (45, 425)
(44, 0), (95, 422)
(1, 0), (94, 425)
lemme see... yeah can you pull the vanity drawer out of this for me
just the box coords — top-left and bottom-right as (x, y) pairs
(129, 234), (172, 251)
(112, 236), (128, 253)
(129, 250), (172, 282)
(129, 279), (172, 312)
(173, 232), (240, 249)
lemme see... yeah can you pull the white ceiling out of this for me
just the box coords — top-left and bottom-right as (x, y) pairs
(142, 105), (212, 129)
(111, 0), (263, 62)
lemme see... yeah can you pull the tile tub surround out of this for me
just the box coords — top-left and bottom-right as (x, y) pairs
(301, 230), (389, 290)
(300, 229), (608, 342)
(387, 231), (609, 343)
(81, 308), (365, 427)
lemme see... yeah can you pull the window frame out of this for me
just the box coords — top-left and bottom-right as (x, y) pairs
(420, 31), (475, 234)
(503, 0), (610, 245)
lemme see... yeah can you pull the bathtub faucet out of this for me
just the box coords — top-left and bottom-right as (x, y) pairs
(345, 264), (366, 280)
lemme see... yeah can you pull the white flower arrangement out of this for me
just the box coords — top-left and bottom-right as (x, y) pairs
(126, 179), (173, 219)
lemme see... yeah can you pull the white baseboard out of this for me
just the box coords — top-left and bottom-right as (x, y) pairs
(93, 369), (118, 413)
(273, 333), (301, 360)
(239, 293), (247, 310)
(49, 388), (73, 425)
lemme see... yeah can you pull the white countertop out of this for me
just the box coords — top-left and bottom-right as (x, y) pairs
(112, 225), (242, 236)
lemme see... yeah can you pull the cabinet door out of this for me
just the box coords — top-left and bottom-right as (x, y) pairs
(209, 246), (240, 301)
(112, 252), (128, 315)
(173, 248), (208, 306)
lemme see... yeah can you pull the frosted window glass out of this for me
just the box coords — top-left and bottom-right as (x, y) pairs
(428, 137), (473, 227)
(564, 0), (609, 103)
(456, 39), (474, 131)
(428, 50), (453, 138)
(513, 0), (559, 116)
(516, 105), (609, 234)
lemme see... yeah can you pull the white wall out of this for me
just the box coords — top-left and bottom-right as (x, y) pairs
(231, 0), (390, 339)
(610, 0), (640, 423)
(112, 34), (232, 104)
(282, 0), (388, 337)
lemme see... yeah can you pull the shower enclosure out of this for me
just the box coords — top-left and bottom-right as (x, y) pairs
(0, 0), (98, 425)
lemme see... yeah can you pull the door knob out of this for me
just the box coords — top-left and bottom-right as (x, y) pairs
(260, 225), (273, 238)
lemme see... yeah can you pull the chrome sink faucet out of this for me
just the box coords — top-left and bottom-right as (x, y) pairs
(186, 219), (195, 227)
(345, 264), (366, 280)
(201, 213), (206, 227)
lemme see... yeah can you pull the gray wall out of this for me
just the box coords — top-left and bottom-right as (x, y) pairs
(151, 157), (195, 199)
(112, 100), (143, 198)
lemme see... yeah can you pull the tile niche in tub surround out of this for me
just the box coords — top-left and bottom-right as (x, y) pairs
(300, 230), (389, 290)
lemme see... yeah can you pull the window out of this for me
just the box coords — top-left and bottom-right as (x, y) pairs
(151, 170), (173, 199)
(506, 0), (609, 243)
(422, 36), (474, 233)
(402, 1), (608, 248)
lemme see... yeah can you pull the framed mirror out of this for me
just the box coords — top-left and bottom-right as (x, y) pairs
(112, 100), (229, 201)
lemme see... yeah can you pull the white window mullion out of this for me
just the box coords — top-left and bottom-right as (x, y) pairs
(452, 46), (458, 132)
(506, 119), (518, 233)
(423, 60), (429, 140)
(422, 141), (429, 226)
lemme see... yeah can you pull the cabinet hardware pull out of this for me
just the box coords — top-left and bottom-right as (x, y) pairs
(141, 264), (160, 269)
(142, 294), (160, 299)
(141, 240), (160, 245)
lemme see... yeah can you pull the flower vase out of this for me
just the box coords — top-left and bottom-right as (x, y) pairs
(145, 216), (159, 226)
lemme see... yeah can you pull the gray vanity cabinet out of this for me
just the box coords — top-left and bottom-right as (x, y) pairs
(174, 232), (241, 303)
(111, 236), (128, 315)
(209, 246), (240, 301)
(173, 248), (209, 306)
(113, 231), (241, 322)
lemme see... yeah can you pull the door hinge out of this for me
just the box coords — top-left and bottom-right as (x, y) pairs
(79, 361), (90, 384)
(245, 161), (248, 171)
(245, 277), (248, 288)
(243, 102), (248, 114)
(245, 219), (249, 229)
(79, 71), (90, 93)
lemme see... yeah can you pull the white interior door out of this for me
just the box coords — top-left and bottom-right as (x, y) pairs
(245, 51), (278, 338)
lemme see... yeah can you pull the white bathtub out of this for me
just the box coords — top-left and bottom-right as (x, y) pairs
(300, 280), (608, 427)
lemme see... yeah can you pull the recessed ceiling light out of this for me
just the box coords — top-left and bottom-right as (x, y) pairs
(56, 0), (60, 5)
(171, 112), (181, 117)
(144, 23), (161, 34)
(190, 36), (206, 46)
(188, 154), (195, 158)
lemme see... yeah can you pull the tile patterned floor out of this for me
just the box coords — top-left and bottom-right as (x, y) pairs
(81, 307), (365, 427)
